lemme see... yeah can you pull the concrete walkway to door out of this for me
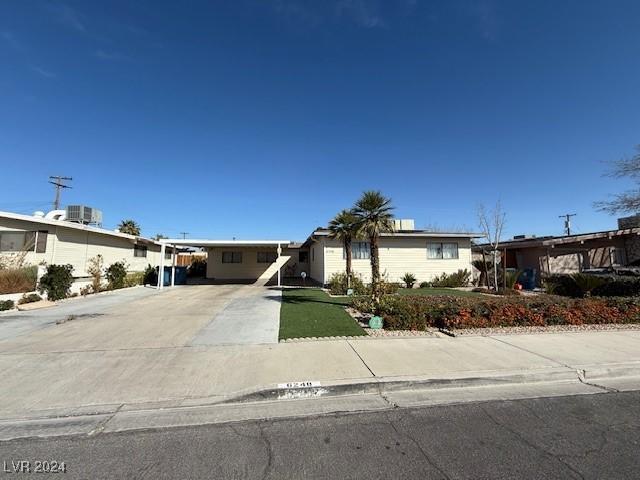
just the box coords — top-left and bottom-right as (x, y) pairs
(190, 286), (281, 346)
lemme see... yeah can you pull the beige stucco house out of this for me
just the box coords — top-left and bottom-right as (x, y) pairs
(160, 219), (479, 287)
(2, 210), (478, 289)
(0, 211), (170, 280)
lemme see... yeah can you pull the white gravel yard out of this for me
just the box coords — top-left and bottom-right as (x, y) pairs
(452, 323), (640, 336)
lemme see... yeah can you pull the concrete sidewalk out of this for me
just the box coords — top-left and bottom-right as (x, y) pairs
(0, 330), (639, 426)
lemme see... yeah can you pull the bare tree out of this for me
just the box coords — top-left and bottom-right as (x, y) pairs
(478, 202), (506, 290)
(594, 145), (640, 214)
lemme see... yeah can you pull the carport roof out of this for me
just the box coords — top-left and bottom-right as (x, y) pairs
(159, 239), (292, 248)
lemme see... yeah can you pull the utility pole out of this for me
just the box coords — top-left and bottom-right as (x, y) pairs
(559, 213), (577, 236)
(48, 176), (72, 210)
(179, 232), (189, 239)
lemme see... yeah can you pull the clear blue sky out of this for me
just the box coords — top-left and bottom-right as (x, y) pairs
(1, 1), (639, 241)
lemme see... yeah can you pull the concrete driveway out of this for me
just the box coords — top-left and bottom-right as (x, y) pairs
(0, 284), (281, 353)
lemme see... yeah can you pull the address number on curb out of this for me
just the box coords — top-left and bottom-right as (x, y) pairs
(278, 381), (321, 389)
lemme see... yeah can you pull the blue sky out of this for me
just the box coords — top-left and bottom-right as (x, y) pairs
(1, 0), (639, 241)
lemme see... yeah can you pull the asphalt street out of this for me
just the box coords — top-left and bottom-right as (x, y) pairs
(1, 391), (638, 479)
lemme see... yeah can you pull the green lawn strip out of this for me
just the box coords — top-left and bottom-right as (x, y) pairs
(279, 288), (366, 340)
(397, 287), (482, 297)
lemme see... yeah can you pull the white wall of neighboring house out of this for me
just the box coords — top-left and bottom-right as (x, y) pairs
(0, 215), (165, 279)
(319, 236), (474, 285)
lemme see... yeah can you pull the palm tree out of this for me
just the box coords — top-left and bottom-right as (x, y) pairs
(352, 190), (395, 302)
(328, 209), (358, 286)
(118, 219), (141, 236)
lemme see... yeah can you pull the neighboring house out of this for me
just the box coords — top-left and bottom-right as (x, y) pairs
(163, 219), (479, 286)
(0, 211), (171, 280)
(472, 216), (640, 287)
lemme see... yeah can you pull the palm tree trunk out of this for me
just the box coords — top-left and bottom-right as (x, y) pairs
(369, 235), (380, 302)
(345, 237), (353, 288)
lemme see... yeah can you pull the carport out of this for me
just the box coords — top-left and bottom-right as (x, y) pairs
(156, 239), (291, 289)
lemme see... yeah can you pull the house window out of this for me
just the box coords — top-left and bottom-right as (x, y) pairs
(165, 249), (172, 260)
(299, 251), (309, 263)
(345, 242), (370, 260)
(257, 251), (278, 263)
(0, 232), (28, 252)
(134, 245), (148, 258)
(427, 242), (458, 259)
(222, 251), (242, 263)
(35, 231), (48, 253)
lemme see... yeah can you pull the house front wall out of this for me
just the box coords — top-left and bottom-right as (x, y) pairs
(321, 236), (473, 285)
(0, 217), (164, 277)
(205, 246), (299, 281)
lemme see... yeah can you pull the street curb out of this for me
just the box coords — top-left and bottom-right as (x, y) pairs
(221, 369), (582, 404)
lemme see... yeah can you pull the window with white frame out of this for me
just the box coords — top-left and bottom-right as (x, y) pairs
(427, 242), (459, 259)
(344, 241), (370, 260)
(222, 251), (242, 263)
(0, 232), (28, 252)
(257, 251), (278, 263)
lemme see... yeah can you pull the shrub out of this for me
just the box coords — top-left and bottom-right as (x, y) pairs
(0, 300), (15, 311)
(105, 261), (128, 290)
(327, 272), (367, 295)
(188, 258), (207, 277)
(38, 264), (74, 301)
(351, 293), (640, 330)
(571, 273), (607, 297)
(544, 275), (582, 298)
(505, 270), (523, 290)
(401, 273), (417, 289)
(143, 264), (157, 286)
(419, 281), (430, 288)
(18, 293), (42, 305)
(0, 266), (38, 294)
(546, 274), (640, 298)
(124, 271), (145, 287)
(378, 280), (400, 295)
(430, 269), (471, 288)
(86, 254), (104, 293)
(592, 278), (640, 297)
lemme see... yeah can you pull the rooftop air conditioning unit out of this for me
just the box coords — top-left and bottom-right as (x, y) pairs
(618, 215), (640, 230)
(65, 205), (103, 226)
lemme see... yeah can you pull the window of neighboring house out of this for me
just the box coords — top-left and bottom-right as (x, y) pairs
(0, 231), (27, 252)
(165, 249), (173, 260)
(257, 251), (278, 263)
(611, 247), (625, 266)
(299, 251), (309, 263)
(427, 242), (459, 259)
(134, 245), (148, 258)
(35, 230), (48, 253)
(344, 242), (370, 260)
(222, 251), (243, 263)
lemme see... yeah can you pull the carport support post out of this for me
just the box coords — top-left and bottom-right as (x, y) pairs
(171, 244), (176, 287)
(277, 243), (282, 287)
(158, 243), (166, 290)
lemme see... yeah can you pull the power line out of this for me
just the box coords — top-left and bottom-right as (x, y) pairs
(558, 213), (577, 236)
(179, 232), (189, 239)
(48, 176), (73, 210)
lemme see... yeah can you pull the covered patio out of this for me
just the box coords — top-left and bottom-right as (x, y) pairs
(156, 239), (293, 289)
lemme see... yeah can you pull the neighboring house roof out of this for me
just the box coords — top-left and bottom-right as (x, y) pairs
(302, 228), (483, 248)
(473, 227), (640, 250)
(159, 239), (292, 248)
(0, 210), (160, 246)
